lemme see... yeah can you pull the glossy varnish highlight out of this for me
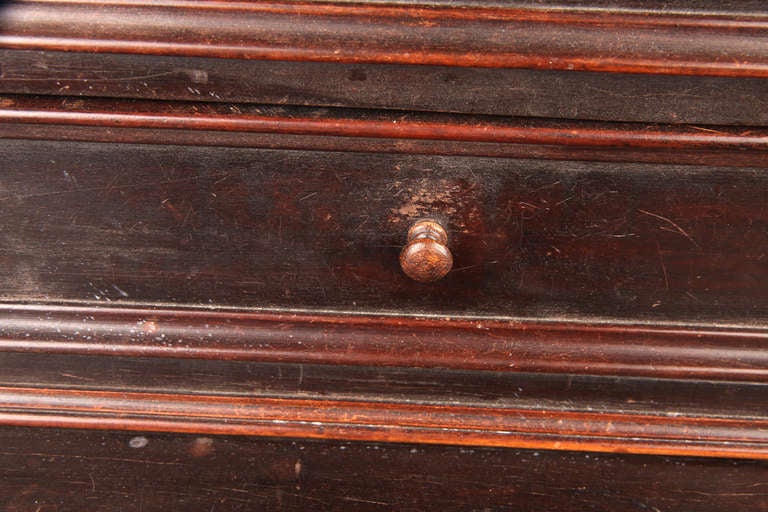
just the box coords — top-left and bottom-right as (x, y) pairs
(1, 138), (768, 323)
(2, 0), (768, 505)
(1, 427), (766, 511)
(4, 50), (768, 125)
(0, 346), (764, 459)
(3, 1), (768, 76)
(0, 304), (766, 382)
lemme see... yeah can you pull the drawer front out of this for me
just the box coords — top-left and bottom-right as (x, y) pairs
(1, 426), (767, 512)
(1, 138), (767, 323)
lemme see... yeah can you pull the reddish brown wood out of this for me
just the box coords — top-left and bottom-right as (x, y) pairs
(10, 121), (768, 167)
(4, 50), (768, 126)
(4, 96), (768, 148)
(2, 138), (768, 324)
(2, 0), (768, 505)
(1, 427), (766, 511)
(0, 345), (763, 460)
(399, 220), (453, 283)
(1, 352), (764, 420)
(0, 304), (766, 382)
(3, 1), (768, 77)
(2, 96), (768, 167)
(0, 384), (765, 459)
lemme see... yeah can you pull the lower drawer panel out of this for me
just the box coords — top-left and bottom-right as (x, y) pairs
(1, 426), (766, 511)
(2, 138), (767, 323)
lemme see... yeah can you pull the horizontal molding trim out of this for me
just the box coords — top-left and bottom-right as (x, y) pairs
(0, 385), (766, 459)
(0, 303), (767, 382)
(2, 1), (768, 76)
(2, 97), (768, 166)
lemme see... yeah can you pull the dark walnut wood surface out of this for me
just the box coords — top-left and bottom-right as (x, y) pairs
(4, 49), (768, 126)
(3, 0), (768, 125)
(0, 344), (765, 458)
(2, 427), (766, 511)
(1, 135), (767, 324)
(3, 0), (768, 76)
(1, 0), (768, 508)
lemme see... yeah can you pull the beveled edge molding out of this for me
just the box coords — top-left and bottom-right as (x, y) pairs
(1, 303), (767, 382)
(0, 386), (766, 460)
(2, 96), (768, 167)
(2, 1), (768, 77)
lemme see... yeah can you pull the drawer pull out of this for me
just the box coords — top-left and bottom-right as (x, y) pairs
(399, 219), (453, 283)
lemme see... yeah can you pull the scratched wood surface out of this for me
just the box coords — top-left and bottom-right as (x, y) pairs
(3, 1), (768, 77)
(4, 1), (768, 127)
(0, 349), (765, 458)
(0, 304), (767, 382)
(4, 49), (768, 126)
(0, 426), (766, 511)
(2, 0), (768, 508)
(4, 96), (768, 168)
(3, 351), (765, 415)
(1, 137), (767, 323)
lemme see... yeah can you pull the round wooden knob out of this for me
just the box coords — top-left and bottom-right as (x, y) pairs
(399, 220), (453, 283)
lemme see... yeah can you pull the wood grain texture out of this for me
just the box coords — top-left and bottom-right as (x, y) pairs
(1, 427), (766, 511)
(2, 96), (768, 169)
(399, 220), (453, 283)
(0, 348), (765, 458)
(1, 385), (767, 459)
(4, 50), (768, 126)
(1, 138), (768, 324)
(0, 96), (768, 167)
(3, 0), (768, 77)
(1, 304), (767, 382)
(1, 352), (765, 418)
(3, 0), (768, 505)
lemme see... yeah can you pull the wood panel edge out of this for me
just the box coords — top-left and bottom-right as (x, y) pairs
(1, 303), (767, 382)
(0, 385), (765, 460)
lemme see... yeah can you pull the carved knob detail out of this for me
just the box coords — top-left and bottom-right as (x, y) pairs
(399, 219), (453, 283)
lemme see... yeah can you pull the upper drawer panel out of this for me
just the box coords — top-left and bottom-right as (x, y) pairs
(3, 1), (768, 125)
(2, 137), (768, 324)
